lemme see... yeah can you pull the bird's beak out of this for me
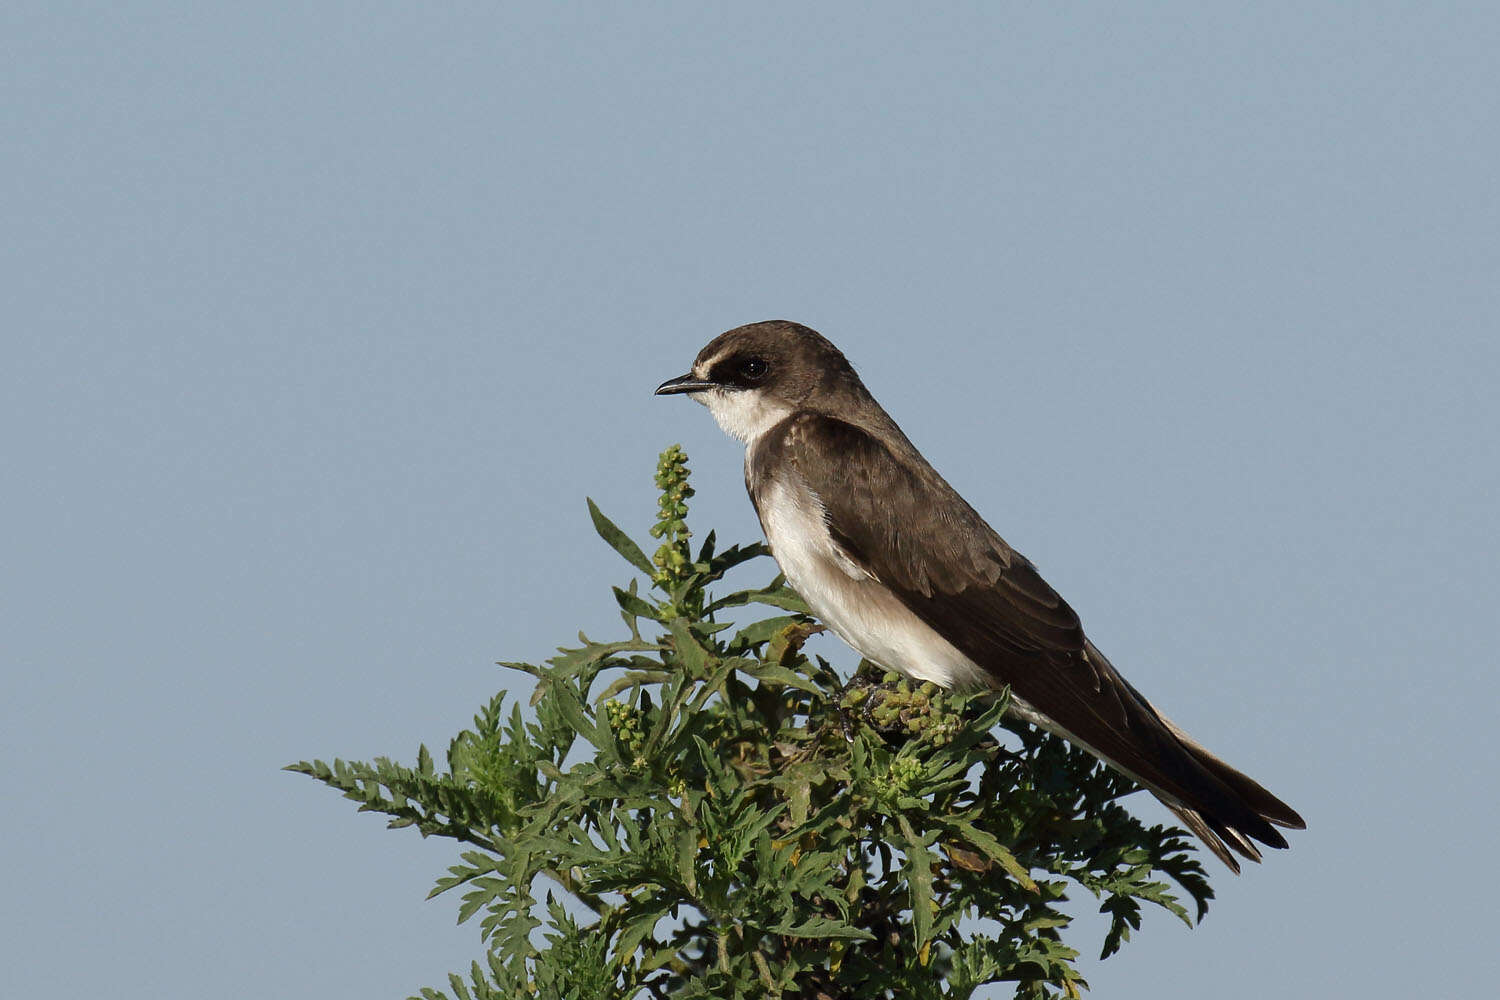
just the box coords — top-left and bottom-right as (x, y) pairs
(655, 373), (717, 396)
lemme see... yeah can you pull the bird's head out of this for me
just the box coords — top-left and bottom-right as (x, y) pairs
(655, 320), (860, 443)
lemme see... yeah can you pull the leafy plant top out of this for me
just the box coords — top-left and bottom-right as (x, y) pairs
(289, 446), (1212, 999)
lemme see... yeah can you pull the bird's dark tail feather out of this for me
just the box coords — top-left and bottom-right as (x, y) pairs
(1076, 639), (1305, 873)
(1154, 717), (1307, 874)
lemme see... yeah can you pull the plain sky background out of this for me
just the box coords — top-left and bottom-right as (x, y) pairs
(4, 3), (1496, 998)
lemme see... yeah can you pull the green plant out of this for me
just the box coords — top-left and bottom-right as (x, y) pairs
(289, 445), (1212, 999)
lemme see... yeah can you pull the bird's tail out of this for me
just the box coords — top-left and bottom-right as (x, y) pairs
(1072, 639), (1305, 873)
(1151, 714), (1306, 873)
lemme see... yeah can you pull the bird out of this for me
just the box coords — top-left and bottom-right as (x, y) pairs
(655, 319), (1304, 872)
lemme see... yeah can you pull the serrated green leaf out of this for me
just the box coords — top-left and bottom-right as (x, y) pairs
(666, 617), (711, 674)
(766, 916), (875, 940)
(738, 660), (823, 695)
(613, 586), (661, 622)
(731, 614), (805, 648)
(898, 815), (936, 947)
(587, 497), (654, 576)
(614, 908), (665, 968)
(947, 819), (1038, 892)
(743, 581), (810, 614)
(538, 678), (600, 749)
(593, 669), (674, 703)
(676, 823), (699, 895)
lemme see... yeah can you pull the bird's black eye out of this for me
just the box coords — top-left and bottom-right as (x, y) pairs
(738, 357), (769, 382)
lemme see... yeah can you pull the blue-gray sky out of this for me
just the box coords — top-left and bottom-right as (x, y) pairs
(4, 4), (1495, 997)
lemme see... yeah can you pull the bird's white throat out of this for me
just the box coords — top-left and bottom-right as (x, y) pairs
(696, 388), (794, 443)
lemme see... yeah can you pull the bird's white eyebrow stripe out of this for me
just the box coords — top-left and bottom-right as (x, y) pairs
(693, 349), (731, 379)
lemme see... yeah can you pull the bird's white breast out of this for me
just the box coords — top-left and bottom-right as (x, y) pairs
(753, 472), (992, 691)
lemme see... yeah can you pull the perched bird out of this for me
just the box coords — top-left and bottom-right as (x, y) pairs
(656, 320), (1304, 871)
